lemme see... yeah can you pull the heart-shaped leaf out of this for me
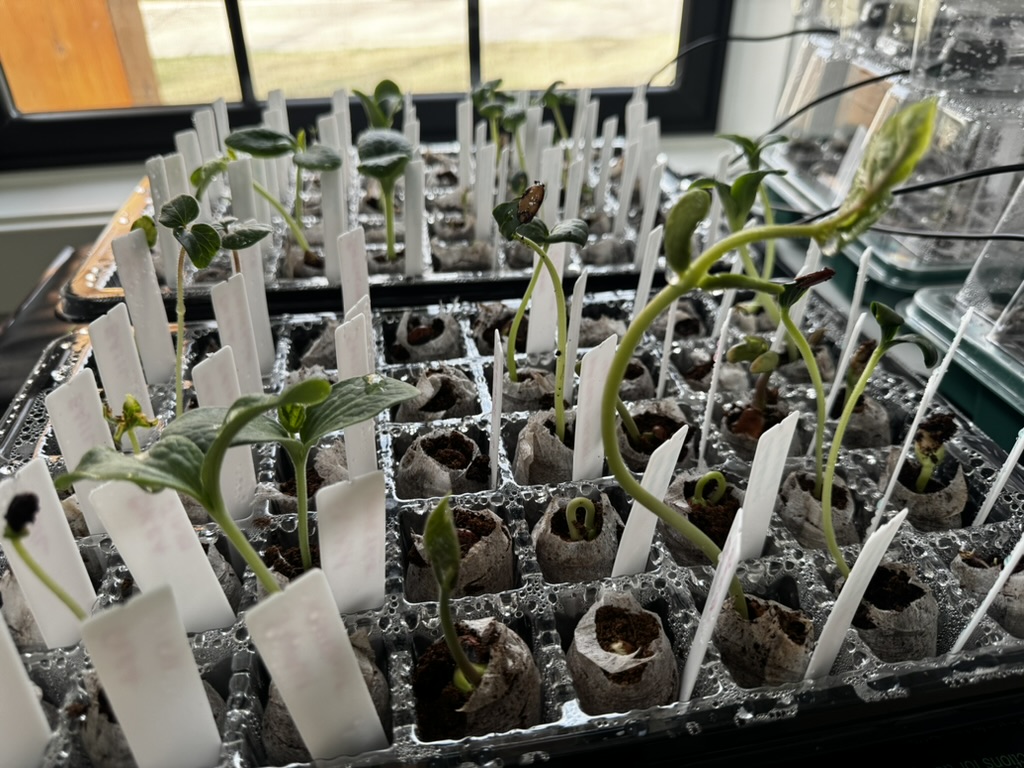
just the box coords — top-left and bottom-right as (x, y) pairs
(219, 222), (273, 251)
(294, 144), (342, 171)
(191, 158), (229, 201)
(175, 222), (221, 269)
(158, 194), (200, 230)
(131, 215), (157, 248)
(357, 129), (413, 186)
(501, 106), (527, 133)
(225, 127), (297, 157)
(544, 219), (589, 246)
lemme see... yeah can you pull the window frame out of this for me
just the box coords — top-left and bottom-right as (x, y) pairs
(0, 0), (733, 171)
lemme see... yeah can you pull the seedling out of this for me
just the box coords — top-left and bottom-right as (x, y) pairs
(473, 80), (527, 173)
(214, 216), (275, 273)
(57, 375), (419, 595)
(913, 412), (957, 493)
(354, 79), (403, 129)
(689, 471), (729, 508)
(492, 198), (588, 443)
(357, 129), (414, 261)
(725, 335), (781, 441)
(565, 497), (598, 542)
(3, 493), (87, 621)
(422, 495), (487, 693)
(537, 81), (574, 145)
(103, 394), (159, 455)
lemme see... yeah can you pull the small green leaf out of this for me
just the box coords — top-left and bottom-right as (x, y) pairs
(374, 79), (403, 123)
(539, 80), (572, 109)
(730, 170), (784, 226)
(422, 496), (459, 593)
(726, 336), (770, 363)
(278, 403), (307, 433)
(159, 194), (200, 230)
(493, 201), (520, 241)
(225, 127), (297, 157)
(871, 301), (906, 343)
(515, 218), (549, 244)
(501, 106), (526, 133)
(664, 189), (711, 272)
(299, 374), (420, 446)
(544, 219), (589, 247)
(750, 350), (780, 375)
(294, 144), (342, 171)
(356, 129), (413, 186)
(478, 101), (506, 121)
(175, 222), (221, 269)
(131, 216), (157, 248)
(889, 334), (940, 368)
(191, 158), (229, 201)
(219, 222), (273, 251)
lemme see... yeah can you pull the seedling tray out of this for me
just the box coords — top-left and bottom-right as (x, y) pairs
(5, 292), (1024, 767)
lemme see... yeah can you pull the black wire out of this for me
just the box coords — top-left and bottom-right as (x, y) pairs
(867, 224), (1024, 243)
(645, 27), (839, 89)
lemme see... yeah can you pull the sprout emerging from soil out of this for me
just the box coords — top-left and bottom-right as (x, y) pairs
(565, 497), (598, 542)
(103, 394), (159, 455)
(913, 412), (957, 493)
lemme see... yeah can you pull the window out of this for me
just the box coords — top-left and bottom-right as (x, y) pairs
(0, 0), (732, 171)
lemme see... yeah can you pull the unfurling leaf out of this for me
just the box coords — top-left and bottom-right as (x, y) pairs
(664, 189), (711, 272)
(225, 127), (297, 157)
(871, 301), (906, 344)
(191, 158), (230, 201)
(423, 496), (459, 593)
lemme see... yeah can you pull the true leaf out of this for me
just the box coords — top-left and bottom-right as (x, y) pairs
(730, 170), (783, 227)
(299, 374), (420, 446)
(294, 144), (343, 171)
(501, 106), (526, 133)
(225, 127), (297, 157)
(131, 215), (157, 248)
(159, 194), (200, 230)
(175, 222), (221, 269)
(422, 496), (459, 593)
(478, 101), (506, 121)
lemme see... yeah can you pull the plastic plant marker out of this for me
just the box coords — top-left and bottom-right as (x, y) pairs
(580, 99), (599, 165)
(571, 88), (591, 142)
(612, 425), (690, 577)
(91, 484), (235, 632)
(316, 471), (386, 613)
(973, 427), (1024, 526)
(227, 158), (259, 222)
(632, 224), (664, 323)
(819, 311), (868, 450)
(595, 115), (618, 210)
(194, 107), (224, 199)
(771, 245), (821, 354)
(111, 229), (176, 384)
(251, 159), (273, 240)
(163, 153), (189, 199)
(232, 235), (276, 377)
(192, 346), (258, 524)
(82, 585), (221, 768)
(474, 144), (497, 245)
(320, 169), (345, 284)
(574, 336), (617, 481)
(743, 411), (800, 560)
(495, 147), (511, 253)
(145, 155), (179, 287)
(490, 332), (504, 490)
(212, 97), (230, 150)
(525, 241), (566, 355)
(318, 113), (341, 151)
(613, 140), (641, 237)
(710, 257), (745, 341)
(0, 617), (50, 767)
(564, 269), (590, 407)
(625, 95), (646, 144)
(174, 128), (211, 219)
(0, 458), (97, 647)
(474, 122), (488, 161)
(705, 153), (729, 248)
(524, 105), (542, 178)
(805, 510), (908, 679)
(331, 88), (353, 152)
(45, 369), (115, 534)
(88, 303), (157, 451)
(656, 298), (678, 400)
(680, 508), (744, 702)
(336, 313), (377, 478)
(339, 227), (370, 314)
(211, 274), (263, 395)
(872, 309), (974, 536)
(539, 146), (562, 226)
(344, 294), (374, 361)
(954, 524), (1024, 652)
(563, 158), (585, 222)
(830, 125), (869, 205)
(457, 99), (472, 189)
(830, 247), (873, 399)
(405, 159), (426, 277)
(698, 307), (735, 470)
(635, 161), (665, 265)
(404, 116), (420, 148)
(246, 569), (389, 760)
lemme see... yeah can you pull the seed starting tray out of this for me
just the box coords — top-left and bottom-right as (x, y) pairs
(4, 293), (1024, 767)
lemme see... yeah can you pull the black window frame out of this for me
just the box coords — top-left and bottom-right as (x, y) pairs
(0, 0), (733, 172)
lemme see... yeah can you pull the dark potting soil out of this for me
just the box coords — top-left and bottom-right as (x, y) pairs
(852, 565), (926, 629)
(747, 597), (810, 645)
(684, 358), (714, 384)
(958, 550), (1024, 574)
(550, 500), (606, 541)
(406, 317), (447, 347)
(626, 413), (684, 455)
(420, 432), (487, 479)
(680, 480), (741, 549)
(264, 544), (321, 580)
(408, 507), (497, 567)
(412, 625), (492, 742)
(277, 461), (327, 502)
(624, 361), (646, 381)
(793, 471), (850, 512)
(594, 605), (660, 684)
(726, 392), (784, 440)
(896, 456), (959, 495)
(542, 417), (576, 450)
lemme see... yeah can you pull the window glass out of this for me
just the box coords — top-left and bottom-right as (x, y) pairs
(479, 0), (686, 89)
(238, 0), (471, 98)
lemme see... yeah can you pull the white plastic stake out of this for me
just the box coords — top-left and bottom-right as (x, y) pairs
(320, 161), (346, 284)
(405, 159), (426, 277)
(613, 140), (641, 237)
(336, 315), (376, 478)
(163, 153), (189, 199)
(191, 346), (258, 524)
(525, 244), (566, 355)
(563, 158), (585, 223)
(212, 97), (230, 151)
(698, 308), (735, 469)
(246, 570), (388, 760)
(771, 243), (821, 354)
(871, 309), (974, 536)
(705, 153), (729, 248)
(193, 107), (224, 201)
(710, 257), (745, 341)
(743, 412), (800, 560)
(474, 122), (488, 162)
(831, 247), (874, 397)
(806, 510), (908, 678)
(232, 240), (275, 377)
(580, 99), (599, 165)
(211, 275), (263, 395)
(0, 459), (97, 648)
(564, 270), (590, 401)
(145, 155), (179, 287)
(317, 471), (387, 613)
(539, 146), (562, 225)
(474, 144), (497, 245)
(88, 303), (157, 451)
(0, 617), (51, 766)
(345, 295), (374, 365)
(228, 158), (259, 221)
(82, 586), (222, 768)
(490, 333), (504, 490)
(631, 225), (664, 324)
(655, 299), (678, 400)
(457, 99), (473, 192)
(339, 227), (370, 315)
(973, 427), (1024, 526)
(174, 128), (211, 220)
(634, 161), (665, 267)
(91, 484), (235, 632)
(45, 369), (115, 534)
(111, 229), (176, 385)
(594, 115), (618, 210)
(819, 312), (868, 451)
(612, 425), (690, 577)
(954, 524), (1024, 652)
(680, 508), (744, 702)
(524, 105), (542, 178)
(573, 336), (617, 481)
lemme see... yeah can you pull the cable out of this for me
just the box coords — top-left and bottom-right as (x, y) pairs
(645, 27), (840, 89)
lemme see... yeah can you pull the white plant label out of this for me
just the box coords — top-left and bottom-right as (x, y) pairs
(973, 427), (1024, 526)
(331, 88), (353, 152)
(192, 346), (258, 524)
(173, 129), (207, 204)
(698, 308), (734, 469)
(227, 158), (259, 221)
(473, 144), (497, 246)
(490, 333), (504, 489)
(705, 153), (729, 248)
(193, 107), (224, 200)
(524, 105), (542, 178)
(613, 140), (640, 237)
(564, 270), (590, 405)
(111, 229), (176, 385)
(634, 161), (665, 266)
(320, 165), (346, 284)
(212, 97), (230, 150)
(404, 116), (420, 149)
(336, 314), (376, 478)
(681, 508), (744, 702)
(594, 115), (619, 210)
(539, 146), (562, 225)
(580, 99), (599, 165)
(655, 299), (678, 399)
(457, 99), (473, 190)
(625, 96), (646, 144)
(246, 569), (389, 760)
(632, 225), (663, 323)
(345, 295), (375, 363)
(91, 484), (235, 633)
(805, 510), (908, 678)
(612, 425), (690, 577)
(525, 243), (566, 355)
(571, 88), (591, 144)
(474, 122), (488, 161)
(82, 586), (221, 768)
(145, 155), (180, 287)
(251, 159), (274, 236)
(830, 247), (873, 398)
(0, 459), (97, 648)
(88, 303), (157, 451)
(316, 471), (386, 613)
(45, 369), (115, 534)
(0, 617), (51, 767)
(163, 153), (189, 198)
(820, 312), (868, 444)
(743, 411), (800, 560)
(563, 158), (585, 222)
(954, 522), (1024, 652)
(404, 159), (426, 277)
(211, 275), (263, 395)
(574, 336), (616, 481)
(639, 119), (661, 207)
(232, 243), (276, 376)
(339, 227), (370, 314)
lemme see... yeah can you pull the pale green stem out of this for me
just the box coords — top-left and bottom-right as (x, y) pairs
(175, 247), (186, 418)
(382, 183), (397, 261)
(283, 444), (314, 572)
(515, 131), (527, 176)
(738, 242), (781, 326)
(254, 180), (312, 254)
(780, 306), (827, 498)
(127, 430), (142, 456)
(294, 164), (303, 225)
(759, 185), (777, 279)
(506, 260), (545, 383)
(823, 344), (886, 578)
(440, 585), (484, 688)
(602, 222), (823, 618)
(616, 399), (641, 443)
(566, 497), (597, 541)
(694, 471), (728, 506)
(552, 107), (570, 144)
(915, 446), (942, 493)
(10, 537), (88, 621)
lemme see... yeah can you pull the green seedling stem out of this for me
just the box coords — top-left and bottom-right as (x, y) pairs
(693, 471), (728, 507)
(566, 497), (598, 542)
